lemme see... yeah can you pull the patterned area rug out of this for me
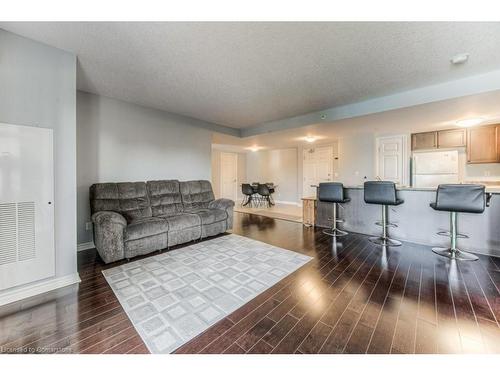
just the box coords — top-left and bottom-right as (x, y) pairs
(102, 234), (312, 353)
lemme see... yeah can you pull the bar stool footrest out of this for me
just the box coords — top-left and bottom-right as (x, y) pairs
(369, 236), (402, 247)
(323, 228), (348, 237)
(327, 218), (344, 223)
(375, 221), (398, 228)
(436, 231), (468, 239)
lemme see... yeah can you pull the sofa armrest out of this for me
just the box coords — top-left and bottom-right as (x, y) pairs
(91, 211), (127, 263)
(208, 198), (235, 211)
(209, 198), (235, 230)
(92, 211), (127, 227)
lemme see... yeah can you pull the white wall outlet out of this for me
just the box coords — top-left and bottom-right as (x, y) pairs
(86, 222), (92, 231)
(484, 170), (491, 177)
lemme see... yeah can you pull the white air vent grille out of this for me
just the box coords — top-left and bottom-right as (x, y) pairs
(17, 202), (35, 261)
(0, 202), (36, 265)
(0, 203), (17, 265)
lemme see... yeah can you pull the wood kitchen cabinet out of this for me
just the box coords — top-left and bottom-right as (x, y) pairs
(467, 125), (498, 164)
(411, 131), (437, 150)
(301, 197), (316, 227)
(437, 128), (466, 148)
(412, 128), (466, 150)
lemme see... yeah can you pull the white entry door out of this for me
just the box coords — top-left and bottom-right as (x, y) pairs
(0, 123), (55, 291)
(303, 146), (334, 197)
(376, 135), (408, 185)
(220, 152), (238, 200)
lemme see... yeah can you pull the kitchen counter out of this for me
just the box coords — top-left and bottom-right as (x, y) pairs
(309, 185), (500, 257)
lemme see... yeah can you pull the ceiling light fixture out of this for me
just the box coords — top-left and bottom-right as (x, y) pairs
(455, 118), (484, 127)
(305, 136), (316, 143)
(450, 53), (469, 65)
(246, 146), (262, 152)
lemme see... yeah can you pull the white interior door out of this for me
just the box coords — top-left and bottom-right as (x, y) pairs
(302, 148), (317, 197)
(220, 152), (238, 201)
(376, 135), (408, 185)
(0, 123), (55, 291)
(302, 146), (333, 197)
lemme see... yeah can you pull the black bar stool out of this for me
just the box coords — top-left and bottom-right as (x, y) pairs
(430, 184), (485, 261)
(318, 182), (350, 237)
(364, 181), (404, 246)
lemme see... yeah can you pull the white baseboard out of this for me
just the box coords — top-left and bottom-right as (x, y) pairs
(274, 200), (300, 206)
(0, 273), (81, 307)
(77, 241), (95, 252)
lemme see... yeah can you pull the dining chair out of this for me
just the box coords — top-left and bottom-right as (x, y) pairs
(241, 183), (255, 207)
(266, 182), (275, 205)
(257, 183), (272, 208)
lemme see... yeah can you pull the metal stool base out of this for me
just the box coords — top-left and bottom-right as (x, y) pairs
(432, 247), (478, 261)
(369, 236), (402, 247)
(323, 228), (348, 237)
(323, 202), (349, 237)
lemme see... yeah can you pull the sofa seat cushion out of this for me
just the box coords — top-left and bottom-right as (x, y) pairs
(160, 213), (201, 231)
(125, 217), (169, 241)
(188, 208), (228, 225)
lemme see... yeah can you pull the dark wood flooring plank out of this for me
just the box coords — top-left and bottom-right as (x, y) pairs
(434, 262), (462, 354)
(390, 261), (421, 354)
(366, 257), (412, 354)
(247, 339), (274, 354)
(279, 240), (379, 354)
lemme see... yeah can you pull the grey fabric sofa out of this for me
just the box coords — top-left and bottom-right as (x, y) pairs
(89, 180), (234, 263)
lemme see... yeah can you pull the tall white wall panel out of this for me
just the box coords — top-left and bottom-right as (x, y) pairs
(0, 123), (55, 290)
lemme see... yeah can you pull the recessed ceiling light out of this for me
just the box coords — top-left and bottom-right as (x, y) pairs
(450, 53), (469, 65)
(305, 136), (316, 143)
(455, 118), (484, 127)
(246, 146), (262, 152)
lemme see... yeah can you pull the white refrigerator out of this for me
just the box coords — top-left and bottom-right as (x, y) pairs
(412, 150), (459, 188)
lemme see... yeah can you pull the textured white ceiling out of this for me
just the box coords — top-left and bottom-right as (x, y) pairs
(2, 22), (500, 129)
(212, 90), (500, 150)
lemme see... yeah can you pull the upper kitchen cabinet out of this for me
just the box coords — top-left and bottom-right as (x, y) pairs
(411, 129), (466, 150)
(411, 131), (437, 150)
(437, 129), (466, 148)
(467, 124), (498, 164)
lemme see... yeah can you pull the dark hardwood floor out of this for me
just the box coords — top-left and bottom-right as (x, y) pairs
(1, 212), (499, 354)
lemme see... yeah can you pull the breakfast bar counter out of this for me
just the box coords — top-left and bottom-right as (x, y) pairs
(311, 185), (500, 257)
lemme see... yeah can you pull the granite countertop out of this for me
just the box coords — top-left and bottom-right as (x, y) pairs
(304, 184), (500, 197)
(344, 184), (500, 194)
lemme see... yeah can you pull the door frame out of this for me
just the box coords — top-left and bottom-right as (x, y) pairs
(219, 152), (238, 201)
(375, 135), (409, 186)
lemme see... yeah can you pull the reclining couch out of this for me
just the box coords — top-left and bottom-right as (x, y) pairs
(89, 180), (234, 263)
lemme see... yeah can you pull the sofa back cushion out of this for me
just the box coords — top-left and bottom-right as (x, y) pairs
(180, 180), (215, 210)
(90, 182), (152, 222)
(146, 180), (184, 216)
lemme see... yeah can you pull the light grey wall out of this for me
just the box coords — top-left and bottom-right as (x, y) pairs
(77, 91), (214, 244)
(0, 30), (77, 281)
(246, 148), (298, 203)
